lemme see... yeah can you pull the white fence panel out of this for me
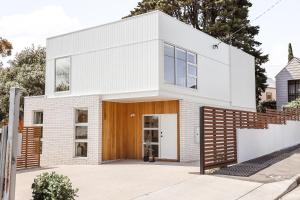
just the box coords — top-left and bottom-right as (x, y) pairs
(237, 120), (300, 163)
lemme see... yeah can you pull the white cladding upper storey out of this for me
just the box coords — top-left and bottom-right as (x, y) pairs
(45, 11), (255, 110)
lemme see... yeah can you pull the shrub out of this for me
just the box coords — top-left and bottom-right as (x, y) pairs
(32, 172), (78, 200)
(257, 100), (277, 112)
(284, 97), (300, 109)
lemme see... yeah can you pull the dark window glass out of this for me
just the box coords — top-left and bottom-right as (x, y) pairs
(75, 126), (88, 139)
(143, 144), (159, 157)
(76, 110), (88, 123)
(144, 130), (159, 143)
(288, 80), (300, 102)
(75, 142), (87, 157)
(144, 116), (159, 128)
(33, 111), (43, 124)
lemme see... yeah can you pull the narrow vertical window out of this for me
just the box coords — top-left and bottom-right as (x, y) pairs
(55, 57), (70, 92)
(164, 44), (175, 84)
(187, 52), (197, 89)
(175, 48), (187, 87)
(75, 109), (88, 157)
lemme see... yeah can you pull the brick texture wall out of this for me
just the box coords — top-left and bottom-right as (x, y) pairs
(24, 95), (102, 166)
(179, 100), (201, 162)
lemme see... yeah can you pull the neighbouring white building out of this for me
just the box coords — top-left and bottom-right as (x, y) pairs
(24, 11), (255, 166)
(276, 57), (300, 109)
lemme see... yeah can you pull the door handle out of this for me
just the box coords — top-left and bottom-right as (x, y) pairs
(160, 131), (163, 138)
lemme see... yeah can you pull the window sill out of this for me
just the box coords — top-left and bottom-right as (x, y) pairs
(32, 124), (43, 127)
(163, 82), (198, 91)
(73, 156), (88, 160)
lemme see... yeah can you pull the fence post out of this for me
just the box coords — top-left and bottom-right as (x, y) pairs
(2, 87), (21, 200)
(200, 107), (205, 174)
(0, 126), (8, 199)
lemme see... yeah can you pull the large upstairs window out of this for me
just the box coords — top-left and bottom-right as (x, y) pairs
(55, 57), (70, 92)
(164, 43), (197, 89)
(288, 80), (300, 102)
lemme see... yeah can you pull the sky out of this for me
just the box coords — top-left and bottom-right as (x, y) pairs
(0, 0), (299, 79)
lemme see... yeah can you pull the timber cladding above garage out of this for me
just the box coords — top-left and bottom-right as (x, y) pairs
(102, 100), (179, 161)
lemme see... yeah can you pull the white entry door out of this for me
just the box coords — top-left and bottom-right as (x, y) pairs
(143, 114), (177, 160)
(159, 114), (177, 160)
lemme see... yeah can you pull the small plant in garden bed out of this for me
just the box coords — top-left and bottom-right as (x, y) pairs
(32, 172), (78, 200)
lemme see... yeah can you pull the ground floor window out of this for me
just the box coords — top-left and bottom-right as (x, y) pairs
(74, 109), (88, 157)
(33, 111), (43, 125)
(288, 80), (300, 102)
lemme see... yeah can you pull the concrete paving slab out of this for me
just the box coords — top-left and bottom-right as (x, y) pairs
(134, 175), (261, 200)
(239, 178), (297, 200)
(16, 161), (261, 200)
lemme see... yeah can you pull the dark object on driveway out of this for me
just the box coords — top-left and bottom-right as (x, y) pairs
(143, 156), (149, 162)
(214, 144), (300, 177)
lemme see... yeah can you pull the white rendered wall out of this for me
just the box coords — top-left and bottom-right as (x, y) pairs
(230, 47), (256, 110)
(46, 12), (159, 98)
(45, 11), (255, 110)
(237, 121), (300, 163)
(158, 12), (256, 111)
(24, 95), (102, 166)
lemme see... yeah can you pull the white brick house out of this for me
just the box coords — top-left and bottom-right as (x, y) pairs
(24, 11), (256, 166)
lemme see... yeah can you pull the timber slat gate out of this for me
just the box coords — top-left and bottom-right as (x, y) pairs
(200, 106), (300, 174)
(17, 127), (42, 169)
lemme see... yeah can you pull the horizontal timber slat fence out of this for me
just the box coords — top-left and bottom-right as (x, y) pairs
(200, 106), (300, 174)
(17, 127), (42, 169)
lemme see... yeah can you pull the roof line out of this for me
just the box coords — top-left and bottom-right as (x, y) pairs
(275, 57), (300, 78)
(47, 10), (161, 40)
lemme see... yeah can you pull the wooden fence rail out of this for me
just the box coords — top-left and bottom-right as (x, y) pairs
(200, 106), (300, 174)
(17, 127), (42, 169)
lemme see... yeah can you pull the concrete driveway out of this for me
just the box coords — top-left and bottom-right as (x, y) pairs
(16, 161), (263, 200)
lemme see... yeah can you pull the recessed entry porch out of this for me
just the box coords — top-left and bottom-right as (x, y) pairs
(102, 100), (179, 162)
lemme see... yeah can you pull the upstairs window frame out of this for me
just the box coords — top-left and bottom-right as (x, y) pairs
(55, 56), (71, 93)
(164, 43), (198, 90)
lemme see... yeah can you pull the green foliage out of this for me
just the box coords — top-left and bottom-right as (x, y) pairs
(32, 172), (78, 200)
(0, 45), (45, 120)
(126, 0), (268, 105)
(257, 100), (276, 112)
(0, 37), (12, 66)
(288, 43), (294, 62)
(284, 98), (300, 109)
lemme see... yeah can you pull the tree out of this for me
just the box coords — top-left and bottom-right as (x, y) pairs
(288, 43), (294, 62)
(0, 37), (13, 66)
(0, 46), (46, 119)
(126, 0), (268, 105)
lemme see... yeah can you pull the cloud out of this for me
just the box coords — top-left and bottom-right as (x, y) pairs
(0, 5), (81, 64)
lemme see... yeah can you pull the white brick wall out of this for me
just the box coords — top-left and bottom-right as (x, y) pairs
(24, 95), (102, 166)
(179, 100), (202, 162)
